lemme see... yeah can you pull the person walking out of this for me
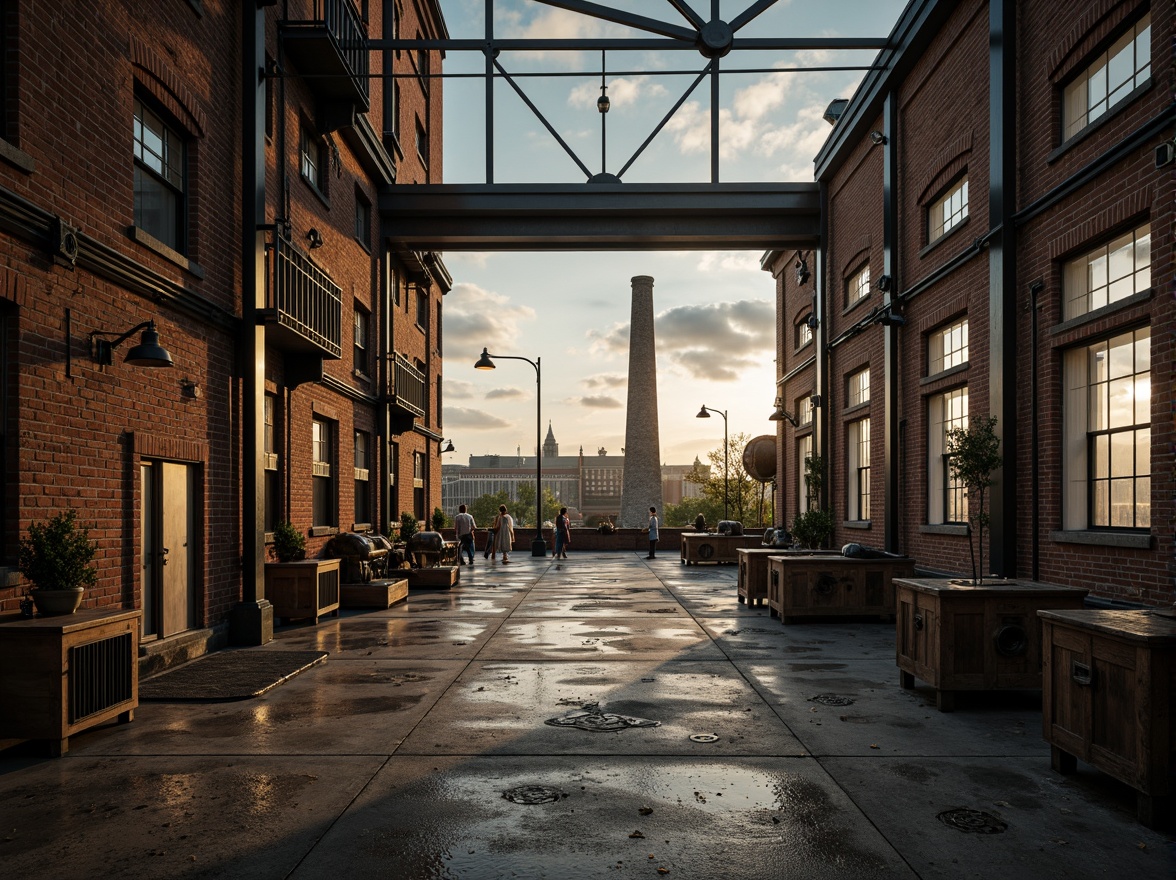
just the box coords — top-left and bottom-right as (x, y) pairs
(486, 509), (500, 561)
(554, 507), (571, 559)
(496, 504), (515, 563)
(645, 506), (660, 559)
(454, 504), (477, 565)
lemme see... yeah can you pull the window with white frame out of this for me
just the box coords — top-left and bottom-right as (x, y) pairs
(796, 315), (813, 348)
(928, 387), (969, 524)
(847, 367), (870, 408)
(847, 418), (870, 521)
(312, 417), (336, 528)
(264, 393), (279, 532)
(796, 395), (813, 427)
(1063, 224), (1151, 320)
(300, 124), (323, 192)
(413, 451), (426, 520)
(354, 431), (371, 526)
(847, 263), (870, 307)
(929, 318), (969, 375)
(1063, 13), (1151, 141)
(1063, 328), (1150, 530)
(353, 306), (370, 377)
(798, 434), (813, 513)
(929, 175), (968, 243)
(133, 97), (186, 252)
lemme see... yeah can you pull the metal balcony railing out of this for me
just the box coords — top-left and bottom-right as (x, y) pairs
(267, 235), (342, 359)
(387, 352), (426, 418)
(281, 0), (370, 111)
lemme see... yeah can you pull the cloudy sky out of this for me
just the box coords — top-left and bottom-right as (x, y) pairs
(438, 0), (907, 466)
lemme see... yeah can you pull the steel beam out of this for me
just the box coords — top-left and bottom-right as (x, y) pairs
(379, 183), (820, 251)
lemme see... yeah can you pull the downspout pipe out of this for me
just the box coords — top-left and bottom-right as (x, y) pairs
(882, 90), (900, 554)
(1029, 279), (1043, 581)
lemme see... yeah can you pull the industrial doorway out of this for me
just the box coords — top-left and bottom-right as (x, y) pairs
(140, 460), (199, 639)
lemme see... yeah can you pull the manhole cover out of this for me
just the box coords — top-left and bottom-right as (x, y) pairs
(690, 734), (719, 743)
(545, 702), (660, 732)
(809, 694), (855, 707)
(503, 785), (565, 805)
(937, 808), (1008, 834)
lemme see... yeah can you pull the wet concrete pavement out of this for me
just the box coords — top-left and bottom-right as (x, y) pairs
(1, 553), (1172, 878)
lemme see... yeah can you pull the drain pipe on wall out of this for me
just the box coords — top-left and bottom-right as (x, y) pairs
(1029, 279), (1043, 581)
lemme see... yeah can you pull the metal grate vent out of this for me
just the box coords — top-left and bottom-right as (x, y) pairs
(318, 566), (340, 607)
(69, 633), (133, 723)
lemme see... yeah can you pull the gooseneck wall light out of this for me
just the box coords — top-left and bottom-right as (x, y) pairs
(90, 320), (174, 368)
(696, 404), (729, 521)
(475, 347), (546, 556)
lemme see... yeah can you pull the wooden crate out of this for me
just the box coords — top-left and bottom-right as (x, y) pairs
(680, 532), (761, 565)
(736, 548), (784, 606)
(265, 559), (341, 625)
(0, 609), (140, 756)
(767, 554), (912, 623)
(1040, 609), (1176, 829)
(407, 566), (459, 589)
(340, 578), (409, 609)
(895, 578), (1088, 711)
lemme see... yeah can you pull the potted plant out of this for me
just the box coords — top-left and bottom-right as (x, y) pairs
(18, 509), (98, 615)
(431, 507), (447, 531)
(790, 508), (834, 550)
(946, 415), (1002, 585)
(269, 520), (306, 562)
(399, 512), (419, 541)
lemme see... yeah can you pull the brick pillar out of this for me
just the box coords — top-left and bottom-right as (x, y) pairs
(619, 275), (664, 528)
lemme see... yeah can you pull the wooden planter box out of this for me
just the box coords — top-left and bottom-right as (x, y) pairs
(895, 578), (1088, 711)
(340, 578), (409, 609)
(736, 548), (786, 606)
(767, 554), (911, 623)
(680, 532), (762, 565)
(1040, 608), (1176, 828)
(265, 559), (341, 625)
(407, 566), (459, 589)
(0, 609), (140, 756)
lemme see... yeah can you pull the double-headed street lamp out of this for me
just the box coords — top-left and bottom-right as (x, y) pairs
(475, 347), (546, 557)
(696, 405), (728, 521)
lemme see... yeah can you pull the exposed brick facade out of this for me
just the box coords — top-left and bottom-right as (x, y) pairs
(769, 0), (1173, 604)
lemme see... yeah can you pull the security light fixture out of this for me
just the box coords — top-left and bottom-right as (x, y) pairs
(91, 320), (174, 368)
(769, 398), (799, 427)
(795, 258), (810, 286)
(440, 439), (455, 454)
(870, 130), (887, 145)
(307, 227), (324, 249)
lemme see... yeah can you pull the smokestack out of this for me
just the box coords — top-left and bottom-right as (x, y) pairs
(618, 275), (664, 528)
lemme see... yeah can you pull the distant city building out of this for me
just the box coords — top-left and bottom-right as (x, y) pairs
(441, 428), (707, 521)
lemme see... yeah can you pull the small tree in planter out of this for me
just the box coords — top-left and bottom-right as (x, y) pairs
(790, 454), (833, 549)
(431, 507), (448, 531)
(946, 416), (1002, 584)
(399, 512), (419, 541)
(269, 520), (306, 562)
(18, 509), (98, 614)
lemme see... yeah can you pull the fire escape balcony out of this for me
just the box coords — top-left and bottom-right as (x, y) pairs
(280, 0), (370, 131)
(264, 234), (343, 360)
(384, 353), (426, 427)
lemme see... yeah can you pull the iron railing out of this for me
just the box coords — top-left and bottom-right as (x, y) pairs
(268, 234), (342, 359)
(387, 352), (426, 417)
(311, 0), (370, 104)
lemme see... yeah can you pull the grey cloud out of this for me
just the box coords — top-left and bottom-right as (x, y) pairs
(443, 407), (514, 430)
(582, 373), (627, 391)
(574, 395), (623, 409)
(485, 387), (529, 400)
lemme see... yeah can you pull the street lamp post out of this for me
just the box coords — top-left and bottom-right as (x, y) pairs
(475, 347), (546, 556)
(696, 405), (728, 521)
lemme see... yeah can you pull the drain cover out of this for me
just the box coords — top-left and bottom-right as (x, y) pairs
(689, 734), (719, 743)
(503, 785), (565, 805)
(937, 808), (1007, 834)
(545, 702), (660, 732)
(808, 694), (855, 707)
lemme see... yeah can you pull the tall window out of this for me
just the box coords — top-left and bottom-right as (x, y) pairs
(312, 418), (336, 528)
(264, 394), (279, 532)
(929, 176), (968, 243)
(929, 318), (969, 375)
(798, 434), (813, 513)
(847, 263), (870, 307)
(415, 118), (428, 167)
(353, 306), (370, 377)
(386, 255), (400, 307)
(133, 98), (186, 252)
(1063, 13), (1151, 140)
(413, 451), (426, 521)
(354, 431), (371, 526)
(1064, 328), (1150, 530)
(355, 190), (371, 247)
(301, 123), (324, 194)
(847, 419), (870, 521)
(928, 387), (969, 524)
(416, 287), (429, 329)
(796, 316), (812, 348)
(1063, 224), (1151, 320)
(796, 394), (813, 427)
(848, 367), (870, 407)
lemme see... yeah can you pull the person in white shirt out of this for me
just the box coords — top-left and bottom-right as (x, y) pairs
(453, 504), (477, 565)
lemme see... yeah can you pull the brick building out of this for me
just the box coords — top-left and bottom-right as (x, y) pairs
(766, 0), (1173, 604)
(0, 1), (447, 659)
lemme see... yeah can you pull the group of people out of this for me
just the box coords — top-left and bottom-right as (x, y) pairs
(450, 504), (661, 562)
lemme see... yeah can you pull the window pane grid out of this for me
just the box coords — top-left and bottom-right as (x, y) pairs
(1063, 14), (1151, 139)
(847, 264), (870, 306)
(848, 368), (870, 407)
(1064, 224), (1151, 320)
(941, 387), (969, 523)
(929, 177), (968, 241)
(857, 419), (870, 520)
(929, 318), (969, 375)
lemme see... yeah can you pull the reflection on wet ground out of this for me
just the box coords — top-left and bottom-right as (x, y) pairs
(0, 552), (1169, 880)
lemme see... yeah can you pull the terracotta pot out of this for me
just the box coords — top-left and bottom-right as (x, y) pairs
(31, 587), (84, 615)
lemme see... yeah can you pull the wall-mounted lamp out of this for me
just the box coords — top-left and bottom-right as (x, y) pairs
(876, 274), (893, 292)
(809, 394), (823, 409)
(795, 258), (810, 286)
(877, 309), (906, 327)
(307, 228), (324, 249)
(180, 378), (202, 399)
(769, 397), (799, 427)
(870, 130), (887, 146)
(440, 439), (455, 454)
(90, 320), (174, 368)
(806, 313), (819, 331)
